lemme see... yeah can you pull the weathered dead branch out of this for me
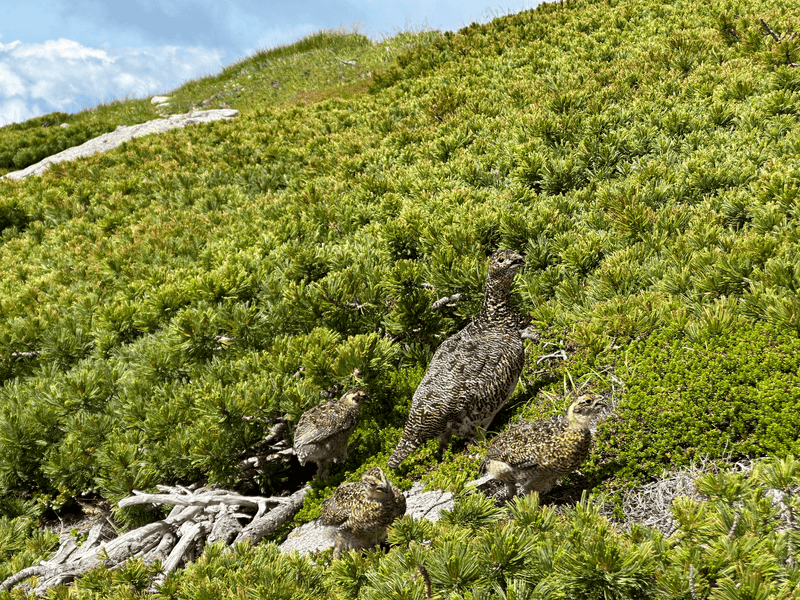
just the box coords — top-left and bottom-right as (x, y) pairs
(10, 351), (41, 358)
(689, 563), (700, 600)
(760, 18), (797, 43)
(234, 485), (309, 545)
(536, 349), (568, 364)
(759, 18), (800, 66)
(2, 485), (309, 596)
(327, 49), (356, 66)
(118, 485), (288, 511)
(417, 564), (433, 600)
(236, 421), (295, 487)
(431, 293), (462, 310)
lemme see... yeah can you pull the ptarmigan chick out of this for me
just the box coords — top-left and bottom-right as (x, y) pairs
(320, 466), (406, 557)
(483, 394), (608, 501)
(294, 389), (368, 478)
(389, 250), (527, 469)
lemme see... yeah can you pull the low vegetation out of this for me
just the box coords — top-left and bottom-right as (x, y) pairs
(4, 457), (800, 598)
(2, 0), (800, 596)
(0, 29), (431, 177)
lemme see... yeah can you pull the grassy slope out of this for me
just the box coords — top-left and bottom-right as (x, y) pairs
(2, 0), (800, 595)
(0, 30), (426, 178)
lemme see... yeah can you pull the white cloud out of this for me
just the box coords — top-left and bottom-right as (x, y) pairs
(0, 97), (44, 125)
(11, 38), (113, 63)
(0, 38), (226, 126)
(0, 63), (26, 97)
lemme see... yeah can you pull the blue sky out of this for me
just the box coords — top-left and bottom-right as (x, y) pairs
(0, 0), (539, 126)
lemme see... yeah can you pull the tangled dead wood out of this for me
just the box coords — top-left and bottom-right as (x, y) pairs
(1, 484), (308, 596)
(236, 421), (296, 489)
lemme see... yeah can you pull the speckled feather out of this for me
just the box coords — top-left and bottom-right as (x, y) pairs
(485, 421), (591, 477)
(320, 467), (406, 552)
(294, 389), (367, 476)
(389, 250), (527, 469)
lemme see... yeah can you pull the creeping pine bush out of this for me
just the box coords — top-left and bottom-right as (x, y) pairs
(4, 460), (800, 598)
(3, 0), (800, 595)
(0, 107), (159, 176)
(341, 460), (800, 600)
(584, 322), (800, 487)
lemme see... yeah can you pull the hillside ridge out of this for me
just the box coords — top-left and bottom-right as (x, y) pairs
(2, 109), (239, 181)
(2, 0), (800, 596)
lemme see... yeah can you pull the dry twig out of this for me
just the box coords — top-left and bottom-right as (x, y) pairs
(759, 18), (796, 43)
(328, 50), (357, 66)
(775, 489), (797, 568)
(2, 485), (309, 596)
(536, 349), (568, 364)
(728, 510), (740, 539)
(759, 18), (799, 66)
(689, 564), (701, 600)
(417, 564), (432, 600)
(761, 18), (784, 42)
(431, 293), (462, 310)
(234, 485), (309, 546)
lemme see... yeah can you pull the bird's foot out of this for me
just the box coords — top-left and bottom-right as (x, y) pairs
(492, 483), (517, 506)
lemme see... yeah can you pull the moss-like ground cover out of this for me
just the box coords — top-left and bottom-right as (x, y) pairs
(2, 0), (800, 596)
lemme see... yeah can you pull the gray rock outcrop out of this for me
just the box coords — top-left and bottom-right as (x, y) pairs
(3, 109), (239, 181)
(279, 482), (454, 555)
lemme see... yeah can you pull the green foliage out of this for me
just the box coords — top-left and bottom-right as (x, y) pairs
(586, 322), (800, 486)
(506, 493), (557, 531)
(0, 29), (439, 178)
(0, 111), (155, 175)
(3, 0), (800, 596)
(440, 490), (508, 530)
(339, 462), (800, 599)
(0, 511), (57, 584)
(538, 493), (657, 599)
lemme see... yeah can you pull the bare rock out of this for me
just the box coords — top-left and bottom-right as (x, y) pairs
(279, 519), (339, 555)
(279, 482), (453, 555)
(3, 109), (239, 181)
(403, 483), (453, 523)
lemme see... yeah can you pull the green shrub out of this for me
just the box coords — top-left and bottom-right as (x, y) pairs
(2, 0), (800, 595)
(587, 322), (800, 486)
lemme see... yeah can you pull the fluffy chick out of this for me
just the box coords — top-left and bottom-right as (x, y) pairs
(483, 394), (608, 501)
(320, 466), (407, 558)
(294, 389), (368, 478)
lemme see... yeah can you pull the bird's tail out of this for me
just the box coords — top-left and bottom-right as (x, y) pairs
(388, 437), (420, 469)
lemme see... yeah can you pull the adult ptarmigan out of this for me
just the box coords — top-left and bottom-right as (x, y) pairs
(389, 250), (526, 469)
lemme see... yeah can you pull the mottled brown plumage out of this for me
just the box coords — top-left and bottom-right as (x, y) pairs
(294, 389), (368, 478)
(320, 466), (406, 557)
(483, 394), (608, 500)
(389, 250), (527, 469)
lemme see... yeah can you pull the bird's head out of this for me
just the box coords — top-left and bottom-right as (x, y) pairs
(487, 249), (524, 284)
(341, 389), (369, 408)
(361, 466), (392, 500)
(566, 394), (608, 429)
